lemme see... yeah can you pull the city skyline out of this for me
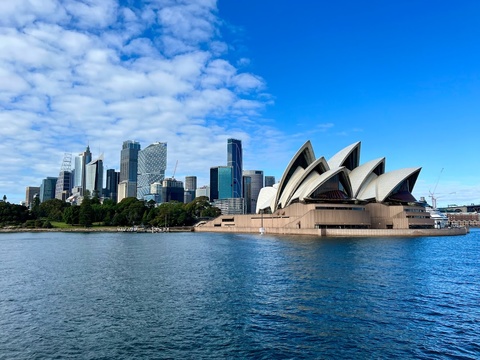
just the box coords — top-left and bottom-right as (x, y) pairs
(1, 1), (480, 207)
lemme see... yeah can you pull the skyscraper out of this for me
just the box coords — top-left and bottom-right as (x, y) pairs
(243, 170), (264, 214)
(120, 140), (141, 198)
(184, 176), (197, 203)
(210, 166), (233, 201)
(85, 156), (103, 198)
(55, 153), (73, 201)
(40, 177), (58, 203)
(74, 145), (92, 195)
(105, 169), (119, 200)
(185, 176), (197, 192)
(25, 186), (40, 208)
(137, 142), (167, 200)
(265, 176), (276, 187)
(162, 178), (184, 203)
(227, 138), (242, 198)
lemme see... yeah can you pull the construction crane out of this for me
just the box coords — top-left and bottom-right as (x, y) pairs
(429, 168), (444, 209)
(171, 160), (178, 179)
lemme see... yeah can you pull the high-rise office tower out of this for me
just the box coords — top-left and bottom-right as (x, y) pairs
(25, 186), (40, 208)
(120, 140), (141, 198)
(55, 153), (73, 201)
(243, 170), (264, 214)
(137, 142), (167, 200)
(210, 166), (233, 201)
(74, 145), (92, 195)
(162, 178), (184, 203)
(196, 186), (210, 199)
(85, 156), (104, 198)
(227, 138), (242, 198)
(265, 176), (276, 187)
(184, 176), (197, 203)
(105, 169), (119, 200)
(185, 176), (197, 191)
(40, 177), (58, 203)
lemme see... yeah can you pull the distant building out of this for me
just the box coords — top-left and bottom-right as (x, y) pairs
(184, 176), (197, 203)
(243, 170), (263, 214)
(105, 169), (119, 201)
(447, 212), (480, 227)
(227, 138), (243, 198)
(74, 145), (92, 196)
(25, 186), (40, 208)
(55, 153), (73, 201)
(55, 171), (72, 201)
(265, 176), (276, 187)
(120, 140), (141, 198)
(210, 166), (233, 201)
(117, 180), (136, 203)
(85, 156), (103, 198)
(142, 182), (163, 204)
(185, 176), (197, 191)
(162, 178), (184, 203)
(213, 198), (245, 215)
(137, 142), (167, 200)
(196, 186), (210, 199)
(40, 177), (57, 203)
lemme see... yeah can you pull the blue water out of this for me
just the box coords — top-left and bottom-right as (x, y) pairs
(0, 230), (479, 359)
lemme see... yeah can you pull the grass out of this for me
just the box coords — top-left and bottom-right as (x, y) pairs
(50, 221), (74, 228)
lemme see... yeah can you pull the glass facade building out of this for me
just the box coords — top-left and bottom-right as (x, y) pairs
(86, 157), (103, 198)
(243, 170), (264, 214)
(74, 145), (92, 194)
(227, 139), (242, 198)
(105, 169), (119, 200)
(265, 176), (276, 187)
(120, 140), (141, 198)
(137, 142), (167, 200)
(40, 177), (58, 203)
(210, 166), (233, 201)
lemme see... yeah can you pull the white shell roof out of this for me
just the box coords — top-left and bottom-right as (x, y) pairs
(255, 140), (421, 213)
(281, 157), (329, 207)
(328, 141), (361, 169)
(375, 167), (421, 202)
(274, 141), (315, 209)
(289, 167), (351, 204)
(278, 166), (305, 208)
(256, 186), (278, 213)
(349, 157), (385, 198)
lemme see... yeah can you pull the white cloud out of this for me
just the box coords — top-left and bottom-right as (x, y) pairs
(0, 0), (283, 203)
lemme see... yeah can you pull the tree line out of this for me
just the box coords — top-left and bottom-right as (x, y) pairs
(0, 196), (221, 228)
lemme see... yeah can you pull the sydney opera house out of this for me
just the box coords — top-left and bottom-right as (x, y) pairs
(196, 141), (467, 236)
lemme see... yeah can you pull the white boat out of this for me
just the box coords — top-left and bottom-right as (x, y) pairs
(426, 206), (449, 228)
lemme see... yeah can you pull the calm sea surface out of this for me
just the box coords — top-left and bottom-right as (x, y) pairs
(0, 230), (479, 359)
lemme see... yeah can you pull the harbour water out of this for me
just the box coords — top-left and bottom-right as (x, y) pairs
(1, 230), (479, 359)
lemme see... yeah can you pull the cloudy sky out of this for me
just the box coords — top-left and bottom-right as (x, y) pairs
(1, 0), (480, 207)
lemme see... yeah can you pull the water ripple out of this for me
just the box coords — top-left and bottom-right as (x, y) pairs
(0, 230), (479, 358)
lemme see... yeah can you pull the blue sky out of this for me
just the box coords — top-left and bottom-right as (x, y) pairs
(1, 0), (479, 207)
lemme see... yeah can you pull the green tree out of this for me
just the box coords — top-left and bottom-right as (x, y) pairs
(63, 205), (80, 225)
(185, 196), (221, 223)
(153, 202), (188, 227)
(0, 202), (31, 226)
(201, 206), (221, 218)
(39, 198), (69, 221)
(79, 197), (93, 227)
(31, 196), (41, 219)
(114, 197), (147, 226)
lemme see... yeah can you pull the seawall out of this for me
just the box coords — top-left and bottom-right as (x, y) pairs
(194, 226), (468, 237)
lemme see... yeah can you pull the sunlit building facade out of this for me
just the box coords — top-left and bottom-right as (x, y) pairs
(137, 142), (167, 200)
